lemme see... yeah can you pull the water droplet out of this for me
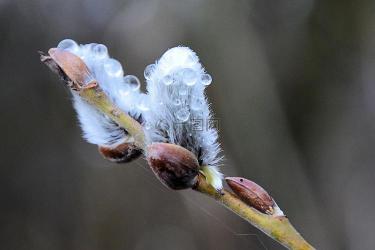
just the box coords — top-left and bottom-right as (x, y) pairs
(162, 74), (173, 86)
(173, 70), (183, 83)
(172, 98), (182, 106)
(104, 59), (123, 77)
(201, 73), (212, 86)
(124, 75), (140, 91)
(182, 68), (197, 86)
(93, 44), (108, 59)
(175, 108), (190, 122)
(57, 39), (79, 52)
(144, 64), (156, 80)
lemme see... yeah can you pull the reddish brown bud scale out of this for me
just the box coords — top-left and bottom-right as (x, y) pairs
(147, 143), (199, 190)
(47, 48), (94, 89)
(98, 143), (142, 163)
(225, 177), (275, 215)
(39, 51), (71, 82)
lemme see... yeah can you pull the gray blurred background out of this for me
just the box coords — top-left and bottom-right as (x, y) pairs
(1, 0), (374, 249)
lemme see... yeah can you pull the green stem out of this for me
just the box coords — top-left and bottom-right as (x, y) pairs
(43, 51), (315, 249)
(79, 86), (315, 250)
(194, 174), (315, 250)
(80, 86), (315, 250)
(79, 87), (146, 149)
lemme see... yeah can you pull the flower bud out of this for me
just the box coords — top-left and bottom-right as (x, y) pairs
(225, 177), (275, 215)
(146, 143), (199, 190)
(98, 143), (142, 163)
(40, 51), (69, 82)
(40, 48), (94, 90)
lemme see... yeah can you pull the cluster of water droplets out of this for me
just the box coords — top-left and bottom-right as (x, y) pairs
(145, 65), (212, 88)
(58, 39), (109, 62)
(144, 64), (212, 123)
(57, 41), (216, 149)
(57, 39), (144, 115)
(142, 46), (221, 175)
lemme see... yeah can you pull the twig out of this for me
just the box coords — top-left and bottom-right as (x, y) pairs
(79, 87), (145, 149)
(194, 174), (315, 250)
(75, 83), (315, 249)
(40, 50), (315, 250)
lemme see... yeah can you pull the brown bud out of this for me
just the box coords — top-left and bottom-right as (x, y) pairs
(225, 177), (275, 215)
(40, 48), (95, 90)
(49, 48), (94, 87)
(39, 51), (71, 83)
(146, 143), (199, 190)
(98, 143), (142, 163)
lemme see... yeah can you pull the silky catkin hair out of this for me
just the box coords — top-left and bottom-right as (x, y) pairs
(55, 39), (223, 189)
(57, 39), (143, 147)
(142, 47), (223, 189)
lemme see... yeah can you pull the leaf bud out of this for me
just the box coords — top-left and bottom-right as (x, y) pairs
(147, 143), (199, 190)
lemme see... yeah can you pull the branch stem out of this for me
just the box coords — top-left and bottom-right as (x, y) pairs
(79, 86), (315, 250)
(79, 87), (146, 149)
(193, 174), (315, 250)
(80, 85), (315, 250)
(43, 51), (315, 249)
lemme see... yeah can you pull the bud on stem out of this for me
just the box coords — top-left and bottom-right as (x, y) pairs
(226, 177), (282, 216)
(147, 143), (199, 190)
(40, 48), (95, 90)
(99, 143), (142, 163)
(40, 48), (146, 152)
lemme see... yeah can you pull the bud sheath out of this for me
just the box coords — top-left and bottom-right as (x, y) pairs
(147, 143), (199, 190)
(225, 177), (275, 215)
(48, 48), (94, 88)
(98, 143), (142, 163)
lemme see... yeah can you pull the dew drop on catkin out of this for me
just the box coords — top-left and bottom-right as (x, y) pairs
(182, 68), (198, 86)
(57, 39), (79, 53)
(201, 73), (212, 86)
(175, 108), (190, 122)
(144, 64), (156, 80)
(92, 44), (108, 59)
(124, 75), (141, 91)
(104, 58), (123, 78)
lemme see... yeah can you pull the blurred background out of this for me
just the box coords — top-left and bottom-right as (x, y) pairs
(1, 0), (374, 249)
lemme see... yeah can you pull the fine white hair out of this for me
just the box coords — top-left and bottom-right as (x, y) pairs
(55, 40), (223, 189)
(142, 46), (223, 189)
(72, 92), (128, 146)
(57, 39), (142, 147)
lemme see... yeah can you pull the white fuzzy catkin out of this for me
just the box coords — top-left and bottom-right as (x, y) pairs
(72, 92), (127, 146)
(55, 40), (223, 189)
(57, 39), (142, 147)
(143, 47), (223, 189)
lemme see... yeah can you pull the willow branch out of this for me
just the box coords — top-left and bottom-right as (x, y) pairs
(41, 50), (315, 249)
(79, 87), (146, 149)
(194, 174), (315, 250)
(76, 86), (315, 249)
(39, 49), (146, 149)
